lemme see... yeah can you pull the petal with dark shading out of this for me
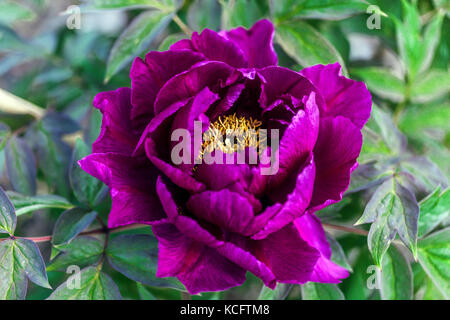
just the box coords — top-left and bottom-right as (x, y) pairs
(92, 88), (139, 155)
(258, 66), (320, 110)
(190, 29), (248, 68)
(300, 62), (371, 129)
(130, 50), (204, 123)
(78, 153), (165, 228)
(252, 154), (316, 240)
(155, 178), (277, 289)
(267, 92), (319, 190)
(134, 97), (206, 193)
(295, 214), (349, 283)
(223, 19), (277, 68)
(187, 189), (255, 234)
(308, 116), (362, 212)
(154, 61), (237, 115)
(251, 223), (320, 283)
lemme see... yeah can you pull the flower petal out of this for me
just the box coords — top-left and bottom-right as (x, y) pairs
(154, 61), (237, 115)
(190, 29), (248, 68)
(252, 153), (316, 240)
(267, 92), (319, 192)
(152, 223), (246, 294)
(78, 153), (165, 228)
(92, 88), (139, 155)
(251, 223), (320, 283)
(186, 189), (255, 234)
(223, 19), (277, 68)
(295, 214), (349, 283)
(155, 177), (277, 289)
(300, 62), (372, 129)
(130, 50), (204, 123)
(258, 66), (320, 110)
(308, 116), (362, 212)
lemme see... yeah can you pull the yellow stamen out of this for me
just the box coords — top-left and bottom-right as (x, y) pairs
(198, 113), (266, 159)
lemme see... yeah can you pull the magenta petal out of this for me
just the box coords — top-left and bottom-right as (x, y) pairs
(252, 154), (316, 240)
(252, 223), (320, 283)
(153, 61), (236, 115)
(187, 189), (255, 234)
(223, 19), (277, 68)
(152, 223), (246, 294)
(300, 62), (372, 129)
(267, 92), (319, 190)
(92, 88), (139, 155)
(155, 178), (277, 289)
(78, 153), (165, 228)
(130, 50), (204, 123)
(308, 116), (362, 212)
(295, 214), (349, 283)
(135, 97), (206, 193)
(258, 66), (320, 109)
(190, 29), (248, 68)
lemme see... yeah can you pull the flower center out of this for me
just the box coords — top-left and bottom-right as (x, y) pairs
(199, 113), (266, 157)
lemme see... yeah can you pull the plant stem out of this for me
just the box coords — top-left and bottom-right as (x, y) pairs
(0, 222), (368, 244)
(173, 14), (193, 36)
(0, 223), (149, 243)
(323, 223), (369, 236)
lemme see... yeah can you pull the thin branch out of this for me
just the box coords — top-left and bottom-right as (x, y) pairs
(0, 222), (369, 243)
(173, 14), (193, 36)
(0, 223), (149, 243)
(323, 222), (369, 236)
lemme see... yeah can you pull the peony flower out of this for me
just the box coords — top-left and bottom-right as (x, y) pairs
(79, 19), (371, 294)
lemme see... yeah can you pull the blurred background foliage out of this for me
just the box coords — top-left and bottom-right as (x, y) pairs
(0, 0), (449, 300)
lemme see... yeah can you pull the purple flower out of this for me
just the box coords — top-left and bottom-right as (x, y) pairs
(80, 19), (371, 294)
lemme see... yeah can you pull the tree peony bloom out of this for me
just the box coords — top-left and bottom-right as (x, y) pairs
(80, 19), (371, 294)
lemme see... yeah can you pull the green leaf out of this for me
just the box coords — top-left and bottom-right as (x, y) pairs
(137, 283), (156, 300)
(0, 187), (16, 234)
(70, 139), (107, 207)
(356, 178), (419, 266)
(418, 187), (450, 237)
(106, 234), (185, 290)
(379, 245), (413, 300)
(0, 122), (9, 151)
(47, 236), (104, 272)
(84, 0), (175, 11)
(32, 123), (72, 197)
(413, 263), (445, 300)
(326, 233), (353, 272)
(351, 68), (405, 103)
(258, 283), (293, 300)
(5, 136), (37, 196)
(301, 283), (345, 300)
(47, 266), (121, 300)
(417, 228), (450, 299)
(410, 70), (450, 103)
(52, 208), (97, 246)
(371, 104), (407, 155)
(0, 238), (50, 300)
(187, 0), (221, 31)
(419, 11), (444, 74)
(158, 33), (187, 51)
(400, 156), (448, 193)
(105, 9), (174, 82)
(394, 2), (444, 81)
(276, 20), (347, 75)
(6, 192), (73, 216)
(0, 1), (36, 24)
(394, 0), (421, 80)
(272, 0), (369, 22)
(220, 0), (268, 29)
